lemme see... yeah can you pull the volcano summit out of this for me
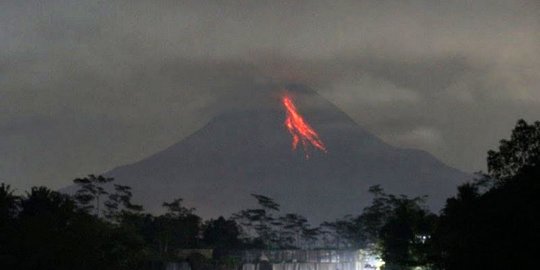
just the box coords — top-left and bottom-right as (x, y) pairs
(101, 86), (469, 222)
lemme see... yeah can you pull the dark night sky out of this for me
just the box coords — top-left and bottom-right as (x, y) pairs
(1, 0), (539, 191)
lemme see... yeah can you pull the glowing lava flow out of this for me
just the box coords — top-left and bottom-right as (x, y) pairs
(282, 94), (327, 158)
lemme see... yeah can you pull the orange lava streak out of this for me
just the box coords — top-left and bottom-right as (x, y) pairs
(282, 94), (327, 158)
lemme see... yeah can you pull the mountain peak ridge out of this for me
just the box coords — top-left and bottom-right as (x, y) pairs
(95, 86), (470, 222)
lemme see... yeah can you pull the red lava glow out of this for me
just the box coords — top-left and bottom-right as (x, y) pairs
(282, 94), (327, 158)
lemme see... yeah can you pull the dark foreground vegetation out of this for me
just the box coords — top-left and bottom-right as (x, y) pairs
(1, 119), (539, 270)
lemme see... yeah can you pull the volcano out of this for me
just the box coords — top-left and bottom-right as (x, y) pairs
(101, 86), (469, 222)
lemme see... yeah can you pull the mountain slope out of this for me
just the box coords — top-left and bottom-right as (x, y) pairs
(103, 86), (470, 222)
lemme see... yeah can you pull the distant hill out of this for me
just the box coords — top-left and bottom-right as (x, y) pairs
(79, 85), (470, 222)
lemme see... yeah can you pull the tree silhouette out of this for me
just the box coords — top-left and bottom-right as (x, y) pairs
(233, 194), (282, 249)
(73, 174), (114, 217)
(0, 183), (18, 224)
(487, 119), (540, 181)
(320, 216), (360, 249)
(162, 198), (195, 217)
(432, 119), (540, 269)
(279, 213), (308, 248)
(0, 185), (146, 270)
(104, 184), (144, 222)
(353, 185), (433, 269)
(151, 198), (201, 256)
(379, 200), (436, 269)
(202, 216), (242, 249)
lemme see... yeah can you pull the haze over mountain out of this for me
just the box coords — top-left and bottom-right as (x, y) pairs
(101, 85), (470, 222)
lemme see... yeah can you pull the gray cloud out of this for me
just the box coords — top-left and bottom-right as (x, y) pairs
(1, 0), (539, 190)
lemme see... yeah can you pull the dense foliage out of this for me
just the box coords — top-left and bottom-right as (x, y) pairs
(0, 185), (145, 270)
(430, 119), (540, 269)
